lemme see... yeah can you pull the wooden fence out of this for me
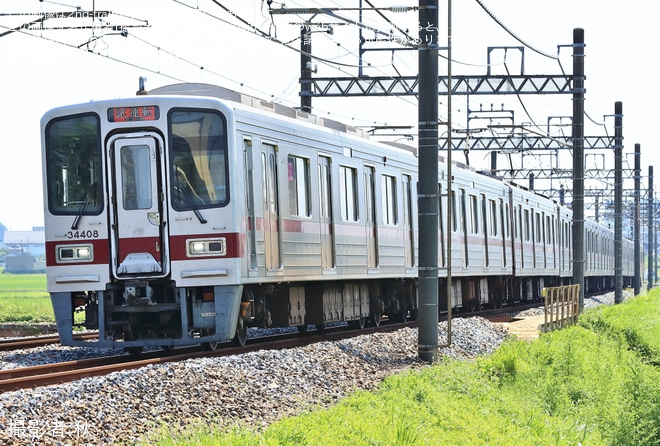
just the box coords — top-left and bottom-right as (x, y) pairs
(541, 284), (580, 333)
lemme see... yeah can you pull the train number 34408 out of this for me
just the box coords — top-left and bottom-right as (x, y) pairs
(67, 230), (99, 239)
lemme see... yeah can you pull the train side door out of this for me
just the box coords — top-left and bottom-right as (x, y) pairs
(244, 139), (258, 273)
(108, 134), (168, 278)
(319, 156), (335, 270)
(262, 143), (282, 270)
(364, 166), (378, 269)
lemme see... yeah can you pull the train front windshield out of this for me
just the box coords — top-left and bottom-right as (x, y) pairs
(44, 108), (230, 224)
(169, 109), (229, 210)
(45, 114), (103, 218)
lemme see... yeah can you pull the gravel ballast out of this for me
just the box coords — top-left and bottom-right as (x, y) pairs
(0, 291), (624, 445)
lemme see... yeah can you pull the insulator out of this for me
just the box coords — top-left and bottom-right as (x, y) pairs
(388, 6), (410, 13)
(394, 35), (409, 46)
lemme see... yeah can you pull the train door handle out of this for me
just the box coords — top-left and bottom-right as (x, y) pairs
(148, 212), (160, 226)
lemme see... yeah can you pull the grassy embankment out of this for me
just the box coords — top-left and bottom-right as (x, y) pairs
(0, 268), (52, 323)
(146, 290), (660, 445)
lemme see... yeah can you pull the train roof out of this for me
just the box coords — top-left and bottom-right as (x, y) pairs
(144, 83), (564, 206)
(149, 83), (373, 138)
(148, 82), (428, 163)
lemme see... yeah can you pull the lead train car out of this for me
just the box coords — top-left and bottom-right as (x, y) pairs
(41, 83), (633, 350)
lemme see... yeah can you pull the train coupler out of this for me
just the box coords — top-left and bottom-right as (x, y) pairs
(122, 281), (155, 306)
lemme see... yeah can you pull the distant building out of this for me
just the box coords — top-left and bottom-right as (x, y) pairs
(5, 254), (45, 273)
(1, 227), (45, 258)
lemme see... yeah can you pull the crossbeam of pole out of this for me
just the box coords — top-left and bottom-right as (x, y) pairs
(439, 135), (615, 151)
(304, 74), (572, 97)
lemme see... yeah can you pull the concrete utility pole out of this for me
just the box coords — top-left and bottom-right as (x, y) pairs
(614, 102), (623, 304)
(417, 0), (439, 363)
(300, 23), (313, 113)
(572, 28), (585, 312)
(634, 143), (641, 296)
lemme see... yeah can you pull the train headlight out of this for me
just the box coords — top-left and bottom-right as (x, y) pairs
(186, 238), (226, 257)
(56, 244), (94, 263)
(191, 242), (206, 254)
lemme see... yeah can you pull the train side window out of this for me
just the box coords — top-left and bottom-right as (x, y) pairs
(382, 174), (398, 225)
(340, 166), (359, 222)
(287, 155), (311, 218)
(489, 199), (497, 236)
(438, 183), (445, 267)
(513, 206), (519, 240)
(524, 209), (531, 241)
(451, 190), (458, 232)
(461, 189), (469, 266)
(481, 194), (487, 233)
(469, 194), (479, 234)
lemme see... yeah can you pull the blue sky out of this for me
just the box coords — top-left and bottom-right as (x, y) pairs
(0, 0), (655, 230)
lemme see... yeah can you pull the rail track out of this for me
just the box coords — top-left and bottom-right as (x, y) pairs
(0, 301), (546, 392)
(0, 332), (98, 351)
(0, 321), (415, 392)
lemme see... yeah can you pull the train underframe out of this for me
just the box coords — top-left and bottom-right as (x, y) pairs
(51, 273), (624, 351)
(51, 277), (419, 351)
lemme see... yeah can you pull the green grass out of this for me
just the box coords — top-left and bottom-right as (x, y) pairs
(0, 269), (52, 323)
(0, 268), (47, 292)
(0, 296), (54, 323)
(144, 290), (660, 446)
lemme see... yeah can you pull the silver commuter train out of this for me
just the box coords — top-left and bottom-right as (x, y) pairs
(40, 83), (634, 350)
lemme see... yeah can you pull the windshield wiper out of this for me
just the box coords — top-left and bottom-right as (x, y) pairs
(71, 183), (97, 230)
(176, 181), (207, 224)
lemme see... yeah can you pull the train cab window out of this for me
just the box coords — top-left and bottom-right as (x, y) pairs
(382, 175), (398, 225)
(340, 166), (359, 221)
(45, 113), (103, 216)
(169, 109), (228, 210)
(288, 156), (311, 217)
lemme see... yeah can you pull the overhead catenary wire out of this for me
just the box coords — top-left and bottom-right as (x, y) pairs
(3, 1), (616, 149)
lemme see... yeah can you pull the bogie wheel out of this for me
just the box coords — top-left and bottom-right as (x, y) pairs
(201, 341), (219, 351)
(233, 319), (248, 347)
(349, 316), (366, 330)
(123, 327), (142, 355)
